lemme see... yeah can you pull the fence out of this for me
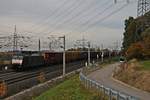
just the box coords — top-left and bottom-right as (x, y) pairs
(79, 72), (139, 100)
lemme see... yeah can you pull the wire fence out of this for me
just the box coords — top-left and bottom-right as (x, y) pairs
(79, 72), (139, 100)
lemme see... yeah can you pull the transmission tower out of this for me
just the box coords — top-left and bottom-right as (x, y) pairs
(137, 0), (150, 17)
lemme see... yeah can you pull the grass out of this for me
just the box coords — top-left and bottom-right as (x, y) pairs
(33, 75), (104, 100)
(140, 60), (150, 70)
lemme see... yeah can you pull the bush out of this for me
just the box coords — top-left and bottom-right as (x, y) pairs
(126, 37), (150, 60)
(126, 42), (144, 60)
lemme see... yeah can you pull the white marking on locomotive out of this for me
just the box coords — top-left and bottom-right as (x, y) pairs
(12, 56), (23, 65)
(12, 59), (23, 65)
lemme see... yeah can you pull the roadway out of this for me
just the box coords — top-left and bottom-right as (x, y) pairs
(87, 63), (150, 100)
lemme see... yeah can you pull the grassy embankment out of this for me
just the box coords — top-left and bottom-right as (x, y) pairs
(33, 75), (107, 100)
(114, 59), (150, 92)
(140, 60), (150, 70)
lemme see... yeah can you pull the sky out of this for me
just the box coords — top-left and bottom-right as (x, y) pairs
(0, 0), (137, 51)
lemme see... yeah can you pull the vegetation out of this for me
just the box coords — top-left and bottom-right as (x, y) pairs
(140, 60), (150, 70)
(119, 12), (150, 92)
(34, 75), (106, 100)
(122, 12), (150, 60)
(114, 59), (150, 92)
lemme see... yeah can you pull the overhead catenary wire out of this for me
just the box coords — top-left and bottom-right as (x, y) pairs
(82, 1), (137, 33)
(29, 0), (110, 35)
(31, 0), (84, 33)
(0, 0), (137, 51)
(39, 0), (128, 49)
(23, 0), (75, 34)
(66, 3), (115, 35)
(39, 0), (132, 36)
(44, 0), (112, 35)
(81, 4), (129, 33)
(36, 0), (86, 34)
(63, 0), (112, 31)
(26, 0), (70, 32)
(26, 0), (125, 37)
(65, 1), (136, 37)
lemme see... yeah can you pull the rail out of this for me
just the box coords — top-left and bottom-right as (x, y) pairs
(79, 70), (139, 100)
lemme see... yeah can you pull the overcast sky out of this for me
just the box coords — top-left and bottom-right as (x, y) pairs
(0, 0), (137, 51)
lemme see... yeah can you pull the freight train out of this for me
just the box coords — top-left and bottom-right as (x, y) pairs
(11, 50), (119, 70)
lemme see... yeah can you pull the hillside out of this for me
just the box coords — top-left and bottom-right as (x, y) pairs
(122, 11), (150, 60)
(114, 59), (150, 92)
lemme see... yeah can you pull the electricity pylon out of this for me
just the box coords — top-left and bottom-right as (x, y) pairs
(137, 0), (150, 17)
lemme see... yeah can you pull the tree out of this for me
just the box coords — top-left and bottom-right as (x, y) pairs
(126, 42), (143, 60)
(122, 11), (150, 59)
(122, 17), (136, 51)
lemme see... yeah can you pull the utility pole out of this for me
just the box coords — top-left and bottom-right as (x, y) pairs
(82, 36), (86, 50)
(88, 42), (90, 66)
(49, 42), (52, 51)
(109, 49), (112, 62)
(13, 25), (17, 52)
(101, 51), (104, 62)
(101, 44), (103, 50)
(39, 38), (41, 54)
(59, 36), (66, 76)
(101, 44), (104, 62)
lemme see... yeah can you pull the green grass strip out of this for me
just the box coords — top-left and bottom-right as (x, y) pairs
(33, 75), (103, 100)
(140, 60), (150, 70)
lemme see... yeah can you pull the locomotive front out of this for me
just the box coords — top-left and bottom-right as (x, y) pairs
(12, 55), (23, 69)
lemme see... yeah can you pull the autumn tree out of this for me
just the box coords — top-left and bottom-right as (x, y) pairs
(122, 11), (150, 59)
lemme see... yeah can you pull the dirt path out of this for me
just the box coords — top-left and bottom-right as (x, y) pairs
(87, 63), (150, 100)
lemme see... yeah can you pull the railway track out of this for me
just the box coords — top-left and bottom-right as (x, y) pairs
(0, 61), (83, 81)
(7, 62), (82, 84)
(0, 60), (85, 99)
(0, 72), (17, 78)
(0, 60), (84, 84)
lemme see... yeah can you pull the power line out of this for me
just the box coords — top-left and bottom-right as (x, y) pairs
(48, 1), (129, 38)
(78, 3), (130, 33)
(45, 0), (111, 35)
(31, 0), (83, 33)
(76, 4), (114, 33)
(44, 0), (114, 36)
(63, 2), (115, 36)
(36, 0), (85, 34)
(26, 0), (70, 32)
(29, 0), (110, 35)
(26, 0), (126, 37)
(67, 1), (132, 36)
